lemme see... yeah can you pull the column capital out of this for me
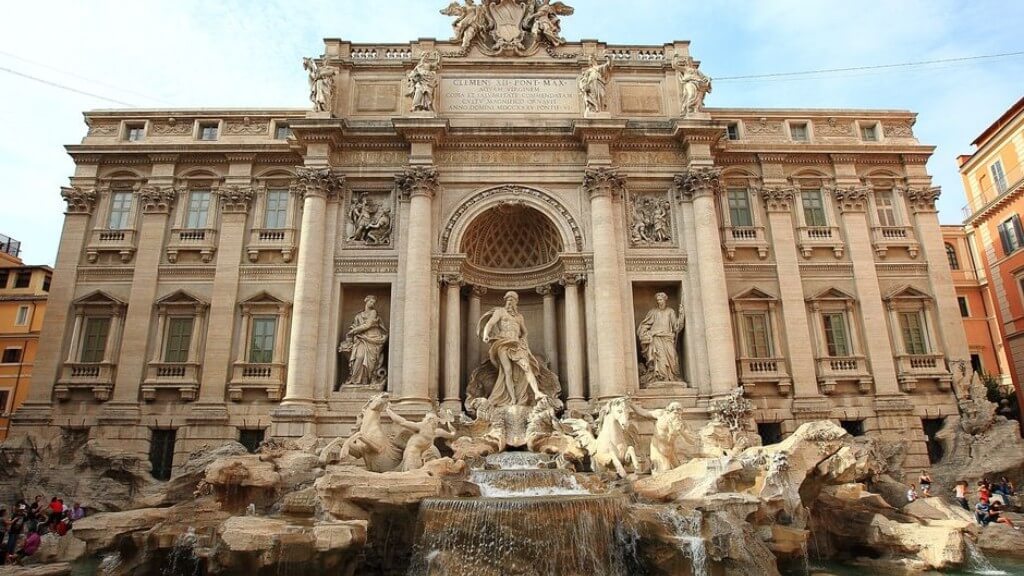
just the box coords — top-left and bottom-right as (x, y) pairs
(672, 166), (722, 200)
(901, 186), (941, 214)
(536, 284), (555, 297)
(559, 273), (587, 287)
(219, 185), (255, 214)
(138, 186), (178, 214)
(831, 185), (871, 214)
(60, 186), (97, 215)
(583, 166), (626, 200)
(470, 284), (488, 298)
(293, 167), (344, 201)
(439, 273), (464, 287)
(757, 185), (796, 212)
(395, 165), (440, 199)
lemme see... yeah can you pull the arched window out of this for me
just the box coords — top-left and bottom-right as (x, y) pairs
(945, 243), (959, 270)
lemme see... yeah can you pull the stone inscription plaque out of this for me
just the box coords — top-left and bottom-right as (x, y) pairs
(441, 77), (579, 114)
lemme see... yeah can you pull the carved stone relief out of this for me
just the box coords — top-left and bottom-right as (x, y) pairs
(345, 191), (394, 247)
(441, 0), (575, 57)
(815, 117), (854, 137)
(627, 192), (673, 246)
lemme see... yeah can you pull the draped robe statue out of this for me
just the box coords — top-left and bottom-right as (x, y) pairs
(637, 292), (684, 384)
(339, 295), (388, 390)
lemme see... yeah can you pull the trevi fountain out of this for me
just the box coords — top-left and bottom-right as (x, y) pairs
(3, 1), (1024, 575)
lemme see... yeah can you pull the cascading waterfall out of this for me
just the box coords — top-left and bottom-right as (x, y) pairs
(657, 507), (709, 576)
(162, 527), (202, 576)
(407, 452), (632, 576)
(964, 540), (1008, 576)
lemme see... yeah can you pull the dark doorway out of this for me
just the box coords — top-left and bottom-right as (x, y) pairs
(239, 428), (266, 454)
(757, 422), (784, 445)
(149, 429), (177, 481)
(840, 420), (865, 437)
(921, 418), (946, 464)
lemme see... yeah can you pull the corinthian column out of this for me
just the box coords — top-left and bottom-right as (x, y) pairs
(676, 167), (737, 396)
(561, 274), (586, 410)
(282, 168), (343, 409)
(583, 167), (629, 399)
(441, 274), (463, 412)
(395, 166), (440, 409)
(466, 285), (486, 376)
(17, 188), (97, 423)
(538, 284), (559, 374)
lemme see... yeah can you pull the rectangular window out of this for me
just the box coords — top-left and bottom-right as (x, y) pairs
(1, 348), (21, 364)
(42, 275), (50, 292)
(14, 272), (31, 289)
(899, 311), (928, 354)
(860, 124), (878, 141)
(790, 122), (809, 142)
(743, 313), (772, 358)
(264, 190), (289, 229)
(970, 353), (983, 374)
(163, 317), (194, 363)
(998, 215), (1024, 255)
(958, 297), (970, 318)
(249, 317), (277, 364)
(874, 190), (898, 227)
(15, 305), (29, 326)
(274, 123), (291, 140)
(199, 123), (218, 141)
(149, 429), (177, 481)
(822, 313), (851, 357)
(186, 191), (212, 229)
(991, 161), (1008, 194)
(727, 189), (753, 227)
(802, 190), (828, 227)
(239, 429), (266, 453)
(125, 124), (145, 142)
(108, 191), (134, 230)
(0, 270), (8, 288)
(80, 317), (111, 363)
(0, 390), (9, 413)
(726, 122), (740, 141)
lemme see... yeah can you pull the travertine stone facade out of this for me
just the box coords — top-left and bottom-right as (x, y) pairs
(12, 25), (968, 474)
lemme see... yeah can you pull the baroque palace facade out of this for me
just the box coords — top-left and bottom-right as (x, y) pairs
(12, 7), (968, 474)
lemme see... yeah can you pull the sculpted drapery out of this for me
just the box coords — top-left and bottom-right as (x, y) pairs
(339, 296), (389, 390)
(479, 291), (547, 406)
(637, 292), (684, 384)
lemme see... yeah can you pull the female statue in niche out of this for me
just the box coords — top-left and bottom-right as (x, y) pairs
(338, 295), (388, 390)
(578, 53), (612, 115)
(637, 292), (685, 384)
(479, 291), (547, 406)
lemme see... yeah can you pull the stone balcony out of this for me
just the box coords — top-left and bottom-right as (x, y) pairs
(142, 362), (200, 402)
(722, 226), (769, 260)
(56, 362), (115, 401)
(229, 363), (286, 402)
(737, 357), (792, 396)
(797, 226), (844, 258)
(247, 227), (297, 263)
(871, 225), (919, 259)
(167, 228), (218, 263)
(896, 354), (951, 392)
(86, 228), (137, 263)
(815, 356), (871, 394)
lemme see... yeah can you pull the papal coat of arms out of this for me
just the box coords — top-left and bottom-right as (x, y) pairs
(441, 0), (575, 56)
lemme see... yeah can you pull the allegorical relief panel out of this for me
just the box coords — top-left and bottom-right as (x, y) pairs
(627, 191), (674, 247)
(354, 82), (402, 113)
(344, 190), (394, 248)
(618, 84), (663, 115)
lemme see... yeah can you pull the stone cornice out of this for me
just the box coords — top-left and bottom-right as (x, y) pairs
(582, 167), (626, 200)
(394, 165), (440, 199)
(573, 118), (628, 143)
(60, 187), (97, 215)
(392, 118), (449, 145)
(293, 167), (344, 201)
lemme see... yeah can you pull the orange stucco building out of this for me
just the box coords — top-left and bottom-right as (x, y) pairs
(0, 235), (51, 440)
(959, 95), (1024, 412)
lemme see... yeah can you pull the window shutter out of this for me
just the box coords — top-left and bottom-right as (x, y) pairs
(1012, 214), (1024, 246)
(999, 222), (1012, 255)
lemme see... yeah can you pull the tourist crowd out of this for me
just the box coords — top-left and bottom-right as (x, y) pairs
(905, 472), (1020, 530)
(0, 496), (84, 564)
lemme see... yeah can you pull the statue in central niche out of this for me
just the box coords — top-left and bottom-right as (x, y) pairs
(479, 291), (547, 406)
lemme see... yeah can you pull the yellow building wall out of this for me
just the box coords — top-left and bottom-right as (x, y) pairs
(0, 267), (50, 440)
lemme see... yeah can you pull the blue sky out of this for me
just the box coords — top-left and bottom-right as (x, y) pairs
(1, 0), (1022, 265)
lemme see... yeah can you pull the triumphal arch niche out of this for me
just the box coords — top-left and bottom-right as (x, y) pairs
(22, 0), (965, 474)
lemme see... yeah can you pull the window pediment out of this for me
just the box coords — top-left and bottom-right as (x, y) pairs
(807, 287), (856, 303)
(883, 284), (932, 302)
(73, 290), (127, 310)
